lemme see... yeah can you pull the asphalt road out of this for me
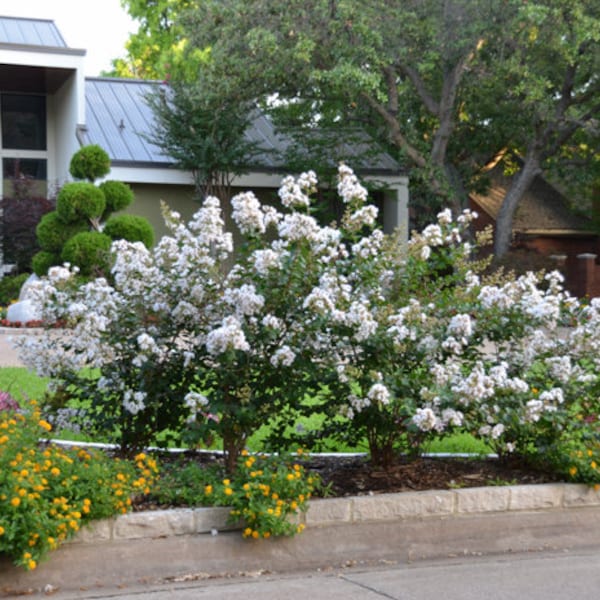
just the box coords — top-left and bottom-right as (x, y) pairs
(21, 547), (600, 600)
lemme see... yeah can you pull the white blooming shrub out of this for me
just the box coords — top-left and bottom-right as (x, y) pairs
(17, 165), (600, 479)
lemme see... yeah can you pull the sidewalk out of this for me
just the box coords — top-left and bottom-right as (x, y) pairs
(11, 547), (600, 599)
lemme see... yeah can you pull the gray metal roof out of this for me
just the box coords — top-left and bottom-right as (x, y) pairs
(0, 16), (67, 48)
(82, 77), (403, 175)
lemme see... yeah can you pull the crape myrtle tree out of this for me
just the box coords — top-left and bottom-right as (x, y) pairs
(117, 0), (600, 254)
(32, 145), (154, 277)
(18, 165), (600, 482)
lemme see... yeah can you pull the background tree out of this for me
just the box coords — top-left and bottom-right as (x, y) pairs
(109, 0), (192, 79)
(117, 0), (600, 256)
(145, 81), (263, 201)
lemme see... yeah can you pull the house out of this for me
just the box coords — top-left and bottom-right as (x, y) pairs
(0, 15), (409, 270)
(470, 165), (600, 297)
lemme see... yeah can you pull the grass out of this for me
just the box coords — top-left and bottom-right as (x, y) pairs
(0, 367), (50, 403)
(0, 366), (491, 455)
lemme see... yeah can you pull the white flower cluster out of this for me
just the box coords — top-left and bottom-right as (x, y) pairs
(278, 171), (317, 208)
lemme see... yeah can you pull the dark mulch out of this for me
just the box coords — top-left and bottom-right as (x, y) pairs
(132, 450), (564, 511)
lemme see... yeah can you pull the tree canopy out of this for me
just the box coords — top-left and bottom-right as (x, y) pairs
(117, 0), (600, 256)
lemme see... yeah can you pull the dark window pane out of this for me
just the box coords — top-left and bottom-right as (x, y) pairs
(3, 158), (47, 197)
(1, 94), (47, 150)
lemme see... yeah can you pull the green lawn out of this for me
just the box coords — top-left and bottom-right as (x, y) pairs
(0, 366), (491, 455)
(0, 367), (50, 403)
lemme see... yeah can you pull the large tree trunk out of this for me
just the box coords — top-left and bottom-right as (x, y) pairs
(493, 153), (542, 258)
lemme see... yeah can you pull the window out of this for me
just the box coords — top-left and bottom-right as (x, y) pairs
(0, 93), (48, 197)
(1, 94), (46, 150)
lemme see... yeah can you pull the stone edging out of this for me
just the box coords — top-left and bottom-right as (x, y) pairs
(74, 482), (599, 544)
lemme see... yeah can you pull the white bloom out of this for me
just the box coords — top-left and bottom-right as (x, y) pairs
(367, 383), (391, 405)
(184, 391), (209, 410)
(437, 208), (452, 225)
(412, 407), (439, 432)
(223, 284), (265, 317)
(252, 249), (282, 274)
(122, 390), (146, 415)
(337, 164), (368, 204)
(206, 316), (250, 355)
(231, 191), (266, 235)
(270, 345), (296, 367)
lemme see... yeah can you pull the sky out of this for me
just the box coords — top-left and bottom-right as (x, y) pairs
(2, 0), (137, 76)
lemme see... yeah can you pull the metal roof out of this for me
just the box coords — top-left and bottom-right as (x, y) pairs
(82, 77), (403, 175)
(0, 16), (67, 48)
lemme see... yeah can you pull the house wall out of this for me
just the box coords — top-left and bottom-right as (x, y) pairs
(124, 183), (282, 243)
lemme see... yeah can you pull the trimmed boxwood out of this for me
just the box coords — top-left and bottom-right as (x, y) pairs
(31, 251), (61, 277)
(100, 180), (135, 217)
(36, 212), (88, 253)
(56, 183), (106, 224)
(104, 214), (155, 248)
(61, 231), (113, 276)
(69, 144), (111, 182)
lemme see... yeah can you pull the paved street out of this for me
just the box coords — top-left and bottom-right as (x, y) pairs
(19, 548), (600, 600)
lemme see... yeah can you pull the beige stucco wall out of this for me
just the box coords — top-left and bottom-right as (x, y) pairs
(123, 182), (281, 244)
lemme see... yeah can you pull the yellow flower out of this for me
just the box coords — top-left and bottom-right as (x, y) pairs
(569, 466), (578, 476)
(50, 467), (60, 476)
(243, 527), (253, 538)
(10, 497), (21, 507)
(204, 484), (213, 495)
(28, 559), (37, 570)
(251, 530), (260, 539)
(224, 487), (233, 496)
(0, 525), (4, 536)
(38, 419), (52, 432)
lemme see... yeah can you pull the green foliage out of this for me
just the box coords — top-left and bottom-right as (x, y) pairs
(99, 180), (135, 216)
(0, 273), (29, 306)
(0, 403), (159, 570)
(103, 214), (154, 248)
(31, 251), (61, 277)
(61, 232), (113, 276)
(146, 82), (261, 200)
(110, 0), (192, 79)
(56, 183), (106, 224)
(36, 212), (88, 253)
(148, 450), (318, 539)
(69, 144), (111, 182)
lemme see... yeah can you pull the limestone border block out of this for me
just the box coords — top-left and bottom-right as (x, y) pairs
(114, 509), (194, 539)
(509, 484), (564, 511)
(455, 487), (510, 514)
(305, 498), (352, 526)
(353, 491), (454, 522)
(562, 483), (600, 507)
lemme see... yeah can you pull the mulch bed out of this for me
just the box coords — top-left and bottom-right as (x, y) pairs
(132, 451), (563, 512)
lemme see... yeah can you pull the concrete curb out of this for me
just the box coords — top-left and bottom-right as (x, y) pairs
(3, 482), (600, 595)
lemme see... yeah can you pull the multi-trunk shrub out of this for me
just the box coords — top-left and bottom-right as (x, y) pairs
(15, 166), (600, 481)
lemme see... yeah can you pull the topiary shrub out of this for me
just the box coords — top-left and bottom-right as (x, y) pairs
(104, 214), (155, 248)
(31, 145), (154, 278)
(100, 180), (134, 216)
(61, 231), (113, 276)
(36, 212), (88, 253)
(31, 251), (61, 277)
(69, 144), (111, 182)
(56, 183), (106, 223)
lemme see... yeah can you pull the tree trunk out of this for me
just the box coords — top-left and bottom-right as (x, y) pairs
(493, 153), (542, 258)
